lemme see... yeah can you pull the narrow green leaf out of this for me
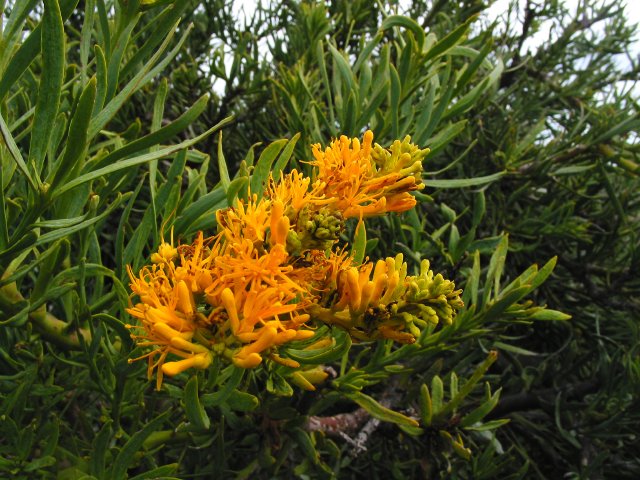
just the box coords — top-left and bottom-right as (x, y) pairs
(469, 250), (481, 306)
(0, 166), (9, 250)
(250, 138), (288, 195)
(426, 171), (505, 189)
(484, 234), (508, 303)
(464, 418), (510, 431)
(352, 220), (367, 265)
(431, 375), (444, 415)
(272, 133), (301, 178)
(0, 0), (78, 101)
(529, 256), (557, 291)
(483, 286), (531, 323)
(129, 464), (179, 480)
(184, 376), (210, 430)
(89, 20), (188, 139)
(453, 36), (493, 96)
(121, 2), (191, 79)
(328, 43), (356, 93)
(0, 231), (38, 266)
(389, 64), (401, 138)
(79, 0), (96, 82)
(50, 77), (97, 189)
(0, 112), (38, 190)
(217, 131), (230, 192)
(282, 328), (352, 365)
(93, 45), (108, 116)
(345, 391), (419, 427)
(226, 390), (259, 412)
(380, 15), (425, 50)
(460, 385), (501, 427)
(173, 186), (226, 235)
(29, 0), (65, 172)
(438, 351), (498, 419)
(110, 412), (170, 479)
(316, 40), (336, 132)
(92, 93), (210, 172)
(226, 177), (249, 207)
(420, 384), (433, 426)
(493, 341), (540, 356)
(423, 14), (477, 63)
(201, 367), (245, 407)
(54, 116), (232, 198)
(530, 309), (572, 321)
(291, 428), (319, 464)
(353, 31), (383, 73)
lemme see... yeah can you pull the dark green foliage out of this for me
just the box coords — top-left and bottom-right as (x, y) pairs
(0, 0), (638, 478)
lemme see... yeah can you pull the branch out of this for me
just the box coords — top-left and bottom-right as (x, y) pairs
(0, 281), (91, 349)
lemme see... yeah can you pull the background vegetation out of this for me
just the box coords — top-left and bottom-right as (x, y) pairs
(0, 0), (638, 478)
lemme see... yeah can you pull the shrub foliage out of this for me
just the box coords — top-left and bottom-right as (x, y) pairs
(0, 0), (638, 478)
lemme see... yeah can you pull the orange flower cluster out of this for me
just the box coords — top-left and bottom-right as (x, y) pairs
(308, 130), (426, 218)
(126, 131), (462, 389)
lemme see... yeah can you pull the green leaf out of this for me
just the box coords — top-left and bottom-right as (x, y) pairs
(0, 112), (38, 190)
(129, 465), (179, 480)
(530, 309), (572, 321)
(426, 171), (506, 189)
(380, 15), (425, 50)
(121, 2), (191, 79)
(272, 133), (301, 178)
(431, 375), (444, 415)
(53, 116), (232, 198)
(217, 131), (230, 192)
(173, 186), (226, 235)
(282, 328), (352, 365)
(110, 412), (169, 479)
(463, 418), (510, 431)
(0, 231), (38, 266)
(389, 64), (401, 138)
(226, 177), (249, 206)
(484, 234), (508, 303)
(460, 385), (501, 427)
(483, 286), (531, 323)
(493, 341), (540, 356)
(226, 390), (259, 412)
(35, 194), (127, 247)
(89, 20), (189, 139)
(291, 428), (319, 464)
(353, 31), (383, 73)
(351, 220), (367, 265)
(201, 366), (245, 408)
(0, 0), (78, 101)
(328, 43), (356, 94)
(250, 138), (288, 196)
(29, 0), (65, 172)
(184, 376), (210, 430)
(437, 351), (498, 419)
(419, 384), (433, 426)
(528, 256), (557, 292)
(345, 391), (419, 427)
(50, 77), (97, 189)
(423, 14), (477, 63)
(91, 93), (210, 172)
(89, 420), (112, 478)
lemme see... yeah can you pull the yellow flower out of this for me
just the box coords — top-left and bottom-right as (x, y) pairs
(267, 170), (329, 215)
(308, 254), (463, 344)
(126, 242), (214, 390)
(125, 129), (462, 392)
(216, 194), (271, 245)
(310, 130), (426, 218)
